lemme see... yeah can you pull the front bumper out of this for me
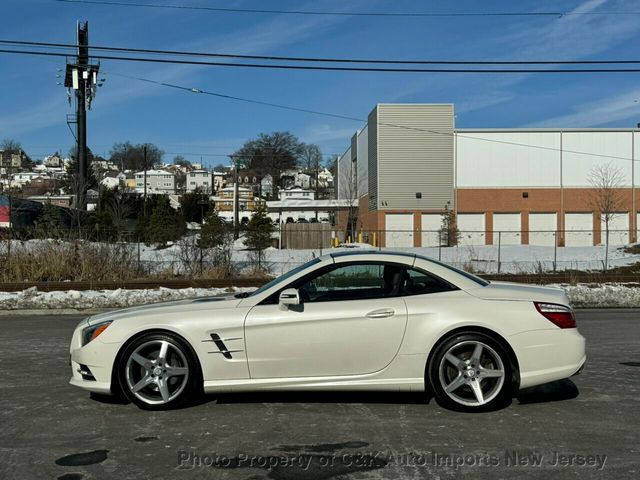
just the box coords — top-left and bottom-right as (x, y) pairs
(69, 320), (120, 395)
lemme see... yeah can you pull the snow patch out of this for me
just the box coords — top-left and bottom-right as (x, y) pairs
(0, 284), (637, 310)
(0, 286), (255, 311)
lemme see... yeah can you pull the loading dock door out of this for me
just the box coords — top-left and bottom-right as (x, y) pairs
(529, 213), (557, 246)
(564, 213), (593, 246)
(421, 214), (441, 247)
(385, 213), (414, 247)
(492, 213), (521, 245)
(457, 214), (485, 245)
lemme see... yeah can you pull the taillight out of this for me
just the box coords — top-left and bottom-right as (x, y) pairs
(534, 302), (576, 328)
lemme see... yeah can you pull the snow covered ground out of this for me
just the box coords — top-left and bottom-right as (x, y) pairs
(3, 237), (639, 276)
(0, 283), (638, 311)
(0, 286), (254, 311)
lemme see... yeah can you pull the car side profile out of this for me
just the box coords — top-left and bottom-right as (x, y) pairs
(69, 251), (586, 412)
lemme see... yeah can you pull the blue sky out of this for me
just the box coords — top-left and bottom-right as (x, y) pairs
(2, 0), (640, 167)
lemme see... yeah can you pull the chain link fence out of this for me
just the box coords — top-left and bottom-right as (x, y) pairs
(0, 226), (638, 282)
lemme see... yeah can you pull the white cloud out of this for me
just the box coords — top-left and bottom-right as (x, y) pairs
(302, 123), (356, 144)
(411, 0), (640, 121)
(0, 94), (67, 136)
(92, 0), (355, 114)
(525, 88), (640, 127)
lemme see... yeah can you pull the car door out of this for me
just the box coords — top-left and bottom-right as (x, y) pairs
(244, 261), (408, 379)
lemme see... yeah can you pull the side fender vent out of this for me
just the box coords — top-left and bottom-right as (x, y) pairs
(205, 333), (239, 359)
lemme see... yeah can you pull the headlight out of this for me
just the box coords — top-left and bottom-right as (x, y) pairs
(82, 321), (112, 346)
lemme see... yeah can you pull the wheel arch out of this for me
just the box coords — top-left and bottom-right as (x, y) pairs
(110, 328), (204, 396)
(424, 326), (521, 393)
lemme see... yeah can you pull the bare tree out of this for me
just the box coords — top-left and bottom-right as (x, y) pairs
(299, 144), (322, 172)
(105, 191), (137, 236)
(337, 155), (358, 241)
(231, 132), (305, 199)
(588, 162), (625, 270)
(1, 138), (21, 152)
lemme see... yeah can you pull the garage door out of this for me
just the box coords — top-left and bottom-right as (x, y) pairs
(493, 213), (521, 245)
(601, 213), (628, 245)
(529, 213), (557, 246)
(421, 214), (441, 247)
(564, 213), (593, 246)
(385, 213), (414, 248)
(457, 213), (485, 245)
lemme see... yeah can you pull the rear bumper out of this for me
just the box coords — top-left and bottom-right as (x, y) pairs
(509, 328), (586, 389)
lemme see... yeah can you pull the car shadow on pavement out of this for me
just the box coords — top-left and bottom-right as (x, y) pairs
(620, 361), (640, 367)
(206, 391), (430, 406)
(516, 379), (579, 405)
(89, 392), (129, 405)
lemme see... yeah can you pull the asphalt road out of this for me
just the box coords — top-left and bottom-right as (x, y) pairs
(0, 310), (638, 480)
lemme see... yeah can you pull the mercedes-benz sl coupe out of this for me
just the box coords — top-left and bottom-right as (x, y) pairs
(69, 251), (586, 411)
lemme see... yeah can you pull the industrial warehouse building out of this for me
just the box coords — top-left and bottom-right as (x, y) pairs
(336, 103), (640, 247)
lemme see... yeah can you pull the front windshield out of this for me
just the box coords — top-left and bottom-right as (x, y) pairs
(242, 257), (322, 297)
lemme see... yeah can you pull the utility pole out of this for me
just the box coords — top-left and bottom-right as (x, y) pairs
(64, 21), (101, 212)
(76, 22), (88, 210)
(230, 155), (240, 239)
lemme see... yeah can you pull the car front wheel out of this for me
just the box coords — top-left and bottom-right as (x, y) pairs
(429, 333), (512, 412)
(117, 332), (200, 410)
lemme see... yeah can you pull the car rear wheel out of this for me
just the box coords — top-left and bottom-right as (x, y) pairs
(117, 333), (200, 410)
(428, 333), (512, 412)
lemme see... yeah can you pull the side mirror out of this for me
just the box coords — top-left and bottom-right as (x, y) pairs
(279, 288), (300, 307)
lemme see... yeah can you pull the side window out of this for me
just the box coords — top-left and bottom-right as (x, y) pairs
(400, 268), (457, 296)
(297, 262), (404, 303)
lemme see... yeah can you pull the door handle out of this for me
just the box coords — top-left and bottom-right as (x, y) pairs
(366, 308), (395, 319)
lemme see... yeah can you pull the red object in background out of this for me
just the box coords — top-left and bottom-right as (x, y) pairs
(0, 196), (9, 225)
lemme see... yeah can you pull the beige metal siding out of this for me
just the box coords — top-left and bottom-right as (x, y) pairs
(377, 104), (454, 210)
(368, 107), (378, 211)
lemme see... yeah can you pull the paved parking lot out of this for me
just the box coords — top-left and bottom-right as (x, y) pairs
(0, 309), (638, 480)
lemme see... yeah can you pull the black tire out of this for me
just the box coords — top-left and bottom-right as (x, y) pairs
(117, 332), (201, 410)
(428, 332), (513, 412)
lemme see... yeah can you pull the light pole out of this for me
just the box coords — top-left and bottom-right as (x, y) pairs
(229, 155), (240, 240)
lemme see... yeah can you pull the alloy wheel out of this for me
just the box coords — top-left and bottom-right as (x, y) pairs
(438, 340), (505, 407)
(124, 340), (190, 405)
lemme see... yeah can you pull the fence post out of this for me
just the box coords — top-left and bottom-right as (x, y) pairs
(553, 231), (557, 272)
(137, 237), (141, 276)
(497, 231), (501, 274)
(7, 230), (11, 278)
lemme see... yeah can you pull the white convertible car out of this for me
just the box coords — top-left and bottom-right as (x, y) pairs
(69, 251), (585, 411)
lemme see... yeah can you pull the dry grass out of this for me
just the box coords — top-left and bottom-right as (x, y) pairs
(0, 240), (142, 282)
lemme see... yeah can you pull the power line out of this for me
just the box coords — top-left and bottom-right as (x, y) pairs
(4, 47), (640, 73)
(53, 0), (640, 18)
(106, 71), (640, 164)
(3, 38), (640, 65)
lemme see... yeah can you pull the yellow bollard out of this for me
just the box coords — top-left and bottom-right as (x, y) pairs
(347, 235), (351, 244)
(334, 237), (339, 248)
(372, 232), (377, 247)
(358, 232), (363, 243)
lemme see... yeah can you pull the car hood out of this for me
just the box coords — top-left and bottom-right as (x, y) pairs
(86, 294), (241, 325)
(466, 281), (569, 305)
